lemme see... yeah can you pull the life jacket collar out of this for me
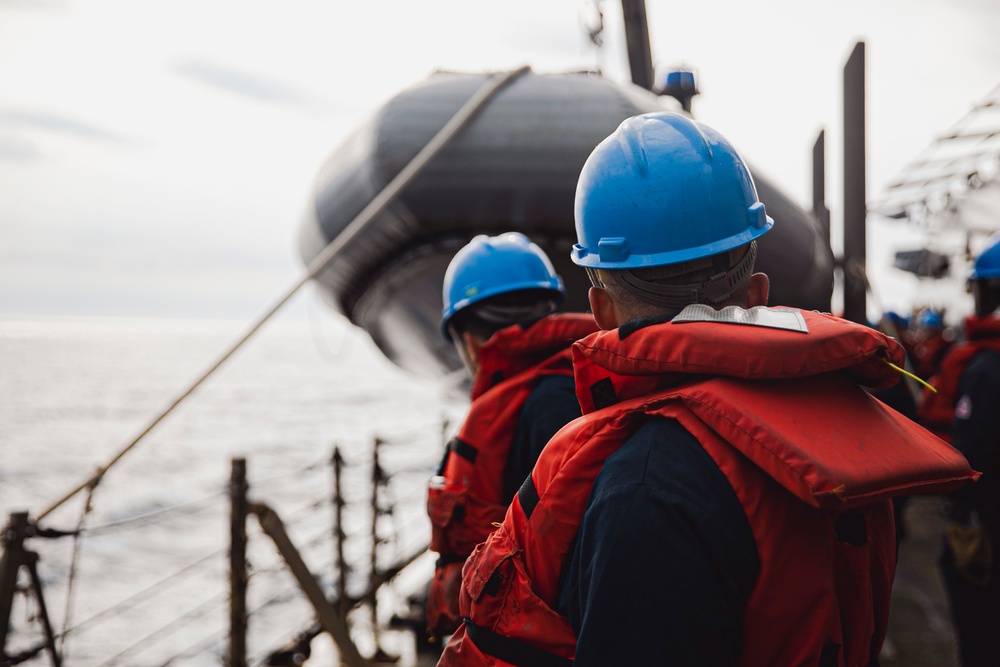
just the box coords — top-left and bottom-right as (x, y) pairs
(472, 313), (598, 399)
(573, 307), (903, 413)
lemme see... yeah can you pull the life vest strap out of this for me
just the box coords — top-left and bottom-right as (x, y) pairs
(451, 437), (479, 464)
(463, 619), (573, 667)
(517, 475), (539, 519)
(436, 553), (468, 567)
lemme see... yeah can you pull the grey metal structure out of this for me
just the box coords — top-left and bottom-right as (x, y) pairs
(298, 70), (835, 376)
(843, 42), (867, 324)
(871, 81), (1000, 229)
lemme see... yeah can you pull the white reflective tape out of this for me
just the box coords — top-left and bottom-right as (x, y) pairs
(671, 305), (809, 333)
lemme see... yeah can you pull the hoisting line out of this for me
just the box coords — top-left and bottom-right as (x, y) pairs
(36, 64), (532, 522)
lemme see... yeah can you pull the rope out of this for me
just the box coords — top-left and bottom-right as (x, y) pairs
(35, 64), (531, 522)
(882, 359), (937, 393)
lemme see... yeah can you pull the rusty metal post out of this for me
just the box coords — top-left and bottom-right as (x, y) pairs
(1, 513), (61, 667)
(1, 513), (28, 659)
(229, 459), (248, 667)
(843, 41), (867, 323)
(332, 447), (348, 620)
(23, 552), (61, 667)
(813, 129), (831, 245)
(369, 438), (382, 646)
(251, 503), (370, 667)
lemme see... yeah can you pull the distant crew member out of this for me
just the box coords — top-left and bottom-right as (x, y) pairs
(439, 112), (975, 666)
(425, 233), (597, 641)
(911, 307), (954, 380)
(919, 233), (1000, 667)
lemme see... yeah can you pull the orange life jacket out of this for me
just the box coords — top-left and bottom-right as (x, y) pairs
(426, 313), (598, 633)
(441, 308), (976, 667)
(918, 314), (1000, 441)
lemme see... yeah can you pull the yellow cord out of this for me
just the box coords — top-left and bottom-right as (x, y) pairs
(882, 358), (938, 393)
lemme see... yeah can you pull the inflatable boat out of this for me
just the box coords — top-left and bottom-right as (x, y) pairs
(298, 69), (835, 376)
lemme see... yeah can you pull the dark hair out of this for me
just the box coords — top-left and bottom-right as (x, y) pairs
(588, 243), (756, 322)
(448, 289), (560, 341)
(973, 278), (1000, 317)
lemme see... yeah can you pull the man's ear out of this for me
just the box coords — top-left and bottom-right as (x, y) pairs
(588, 286), (621, 331)
(747, 272), (770, 308)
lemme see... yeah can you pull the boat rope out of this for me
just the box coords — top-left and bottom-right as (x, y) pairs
(35, 64), (531, 523)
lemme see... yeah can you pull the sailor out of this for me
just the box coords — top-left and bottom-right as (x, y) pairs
(425, 232), (597, 640)
(911, 307), (954, 380)
(438, 112), (975, 666)
(918, 234), (1000, 667)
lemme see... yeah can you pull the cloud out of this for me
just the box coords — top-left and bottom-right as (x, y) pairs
(0, 135), (39, 161)
(0, 109), (128, 144)
(0, 0), (67, 12)
(172, 58), (321, 110)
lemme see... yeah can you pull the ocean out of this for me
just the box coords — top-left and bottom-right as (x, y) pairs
(0, 312), (465, 666)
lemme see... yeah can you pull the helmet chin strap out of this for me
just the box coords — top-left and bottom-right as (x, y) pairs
(605, 241), (757, 311)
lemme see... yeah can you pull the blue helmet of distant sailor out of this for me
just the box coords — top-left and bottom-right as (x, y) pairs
(916, 307), (944, 330)
(970, 232), (1000, 281)
(441, 233), (564, 341)
(573, 111), (772, 270)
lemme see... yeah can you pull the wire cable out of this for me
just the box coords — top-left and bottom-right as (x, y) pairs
(59, 480), (98, 662)
(156, 629), (225, 667)
(61, 545), (226, 638)
(81, 488), (228, 535)
(249, 457), (329, 488)
(92, 589), (228, 667)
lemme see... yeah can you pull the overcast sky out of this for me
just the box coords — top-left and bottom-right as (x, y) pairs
(1, 0), (998, 321)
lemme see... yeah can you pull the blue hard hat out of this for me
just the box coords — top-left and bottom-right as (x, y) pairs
(970, 233), (1000, 280)
(916, 308), (943, 329)
(572, 112), (773, 269)
(884, 311), (909, 329)
(441, 233), (564, 341)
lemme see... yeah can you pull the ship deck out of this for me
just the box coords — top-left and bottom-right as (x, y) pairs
(882, 495), (960, 666)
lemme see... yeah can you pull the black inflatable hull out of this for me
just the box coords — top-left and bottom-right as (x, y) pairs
(299, 71), (834, 376)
